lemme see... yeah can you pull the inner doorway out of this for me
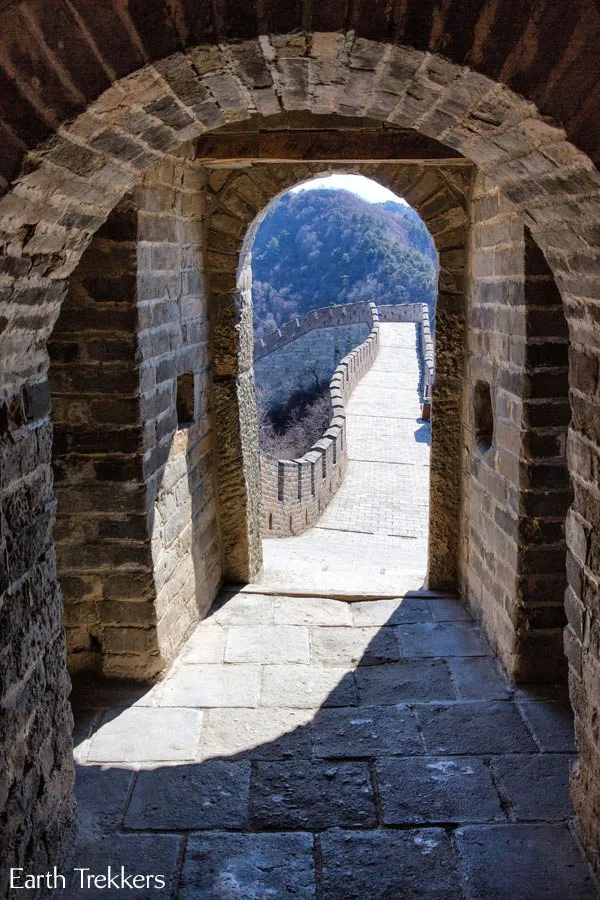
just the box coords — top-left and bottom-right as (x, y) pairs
(246, 173), (439, 596)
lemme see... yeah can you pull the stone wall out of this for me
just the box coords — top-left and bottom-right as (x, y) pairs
(49, 151), (221, 680)
(261, 303), (379, 537)
(460, 173), (571, 683)
(255, 323), (369, 410)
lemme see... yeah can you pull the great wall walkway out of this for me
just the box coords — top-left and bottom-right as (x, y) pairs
(259, 321), (430, 596)
(67, 321), (596, 898)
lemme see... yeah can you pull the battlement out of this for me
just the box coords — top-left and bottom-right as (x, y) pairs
(260, 302), (381, 537)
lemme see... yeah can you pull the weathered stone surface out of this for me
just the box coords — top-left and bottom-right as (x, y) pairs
(87, 707), (203, 762)
(449, 657), (512, 700)
(161, 664), (261, 707)
(517, 700), (575, 752)
(125, 762), (251, 829)
(351, 596), (433, 626)
(224, 625), (310, 664)
(418, 702), (537, 754)
(312, 705), (422, 758)
(179, 832), (315, 900)
(273, 595), (353, 626)
(356, 659), (456, 705)
(201, 708), (313, 760)
(67, 835), (183, 899)
(311, 625), (401, 666)
(260, 665), (358, 708)
(249, 761), (377, 829)
(490, 755), (574, 821)
(376, 757), (505, 824)
(320, 828), (464, 900)
(456, 824), (599, 900)
(397, 623), (492, 657)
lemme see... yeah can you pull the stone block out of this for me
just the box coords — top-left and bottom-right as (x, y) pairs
(356, 660), (456, 705)
(179, 832), (315, 900)
(418, 702), (537, 754)
(396, 623), (492, 658)
(310, 625), (401, 666)
(490, 754), (574, 821)
(161, 664), (261, 707)
(224, 625), (310, 664)
(201, 708), (313, 761)
(376, 756), (505, 824)
(456, 824), (598, 900)
(125, 761), (251, 830)
(312, 704), (422, 759)
(249, 760), (376, 829)
(517, 700), (575, 752)
(260, 665), (358, 708)
(87, 707), (203, 762)
(320, 828), (463, 900)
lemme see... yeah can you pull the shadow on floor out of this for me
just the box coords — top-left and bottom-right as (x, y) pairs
(64, 590), (597, 900)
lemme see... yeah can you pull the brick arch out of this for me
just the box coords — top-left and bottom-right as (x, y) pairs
(204, 162), (471, 590)
(1, 29), (600, 884)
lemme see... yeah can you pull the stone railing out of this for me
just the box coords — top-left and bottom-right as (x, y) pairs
(260, 301), (380, 537)
(379, 302), (434, 403)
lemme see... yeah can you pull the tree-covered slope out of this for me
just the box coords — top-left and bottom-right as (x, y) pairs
(252, 188), (438, 339)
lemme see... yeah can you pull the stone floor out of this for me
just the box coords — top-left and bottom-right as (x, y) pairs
(260, 322), (430, 596)
(69, 589), (599, 899)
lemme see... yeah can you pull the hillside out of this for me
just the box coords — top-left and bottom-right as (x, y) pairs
(252, 188), (438, 340)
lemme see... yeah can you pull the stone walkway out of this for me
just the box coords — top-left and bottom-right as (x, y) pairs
(69, 589), (598, 899)
(260, 322), (430, 595)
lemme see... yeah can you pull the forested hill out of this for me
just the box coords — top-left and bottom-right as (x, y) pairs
(252, 188), (438, 340)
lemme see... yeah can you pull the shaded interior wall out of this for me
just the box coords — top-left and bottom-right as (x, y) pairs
(137, 157), (222, 661)
(49, 153), (222, 680)
(0, 380), (75, 896)
(460, 174), (570, 682)
(49, 198), (153, 677)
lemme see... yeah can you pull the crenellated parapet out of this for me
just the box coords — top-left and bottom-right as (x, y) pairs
(260, 302), (380, 537)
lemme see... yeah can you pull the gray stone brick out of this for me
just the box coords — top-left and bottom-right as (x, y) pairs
(376, 757), (505, 824)
(312, 705), (422, 758)
(125, 762), (250, 830)
(179, 832), (315, 900)
(310, 625), (401, 666)
(356, 660), (456, 705)
(249, 761), (377, 829)
(418, 702), (537, 754)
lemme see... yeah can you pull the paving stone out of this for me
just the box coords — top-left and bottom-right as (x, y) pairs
(201, 708), (313, 760)
(72, 709), (101, 763)
(449, 656), (511, 699)
(208, 592), (274, 625)
(249, 761), (377, 829)
(312, 704), (423, 758)
(320, 828), (464, 899)
(224, 625), (310, 663)
(356, 659), (456, 705)
(124, 762), (250, 830)
(397, 622), (492, 657)
(351, 597), (433, 626)
(429, 597), (473, 621)
(180, 626), (226, 663)
(75, 765), (133, 837)
(310, 625), (401, 666)
(418, 702), (537, 754)
(179, 832), (315, 900)
(260, 665), (358, 708)
(67, 834), (182, 899)
(376, 756), (505, 824)
(517, 700), (576, 752)
(273, 595), (353, 626)
(490, 754), (575, 821)
(160, 664), (261, 707)
(456, 824), (599, 900)
(87, 707), (203, 762)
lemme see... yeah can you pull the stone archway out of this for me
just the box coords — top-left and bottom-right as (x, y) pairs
(1, 23), (600, 883)
(203, 157), (471, 592)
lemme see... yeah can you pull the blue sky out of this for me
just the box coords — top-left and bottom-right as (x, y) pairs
(290, 174), (407, 205)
